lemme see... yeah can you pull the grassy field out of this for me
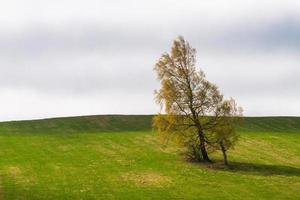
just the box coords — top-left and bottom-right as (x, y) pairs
(0, 115), (299, 199)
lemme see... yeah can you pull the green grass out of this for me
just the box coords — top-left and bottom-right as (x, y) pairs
(0, 115), (299, 199)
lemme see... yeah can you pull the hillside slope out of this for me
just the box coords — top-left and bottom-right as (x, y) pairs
(0, 115), (299, 199)
(0, 115), (153, 134)
(0, 115), (300, 134)
(239, 117), (300, 132)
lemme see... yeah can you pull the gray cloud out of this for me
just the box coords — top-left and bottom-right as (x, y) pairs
(0, 25), (165, 59)
(212, 16), (300, 52)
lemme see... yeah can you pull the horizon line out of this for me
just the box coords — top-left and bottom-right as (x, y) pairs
(1, 114), (300, 123)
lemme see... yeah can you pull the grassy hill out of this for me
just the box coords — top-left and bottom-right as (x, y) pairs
(239, 117), (300, 132)
(0, 115), (299, 199)
(0, 115), (153, 134)
(1, 115), (300, 133)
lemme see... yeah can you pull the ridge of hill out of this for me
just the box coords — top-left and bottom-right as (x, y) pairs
(0, 115), (300, 134)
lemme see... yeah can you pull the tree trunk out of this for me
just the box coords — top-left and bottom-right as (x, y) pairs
(192, 111), (211, 163)
(200, 141), (211, 162)
(220, 141), (228, 165)
(199, 132), (211, 163)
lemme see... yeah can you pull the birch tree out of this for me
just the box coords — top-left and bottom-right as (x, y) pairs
(153, 36), (243, 163)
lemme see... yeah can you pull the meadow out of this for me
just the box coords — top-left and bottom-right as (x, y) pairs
(0, 115), (299, 199)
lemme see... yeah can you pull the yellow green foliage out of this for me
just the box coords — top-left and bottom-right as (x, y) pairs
(153, 36), (243, 163)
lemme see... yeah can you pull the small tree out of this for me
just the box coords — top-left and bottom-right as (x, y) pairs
(153, 36), (243, 163)
(209, 98), (243, 165)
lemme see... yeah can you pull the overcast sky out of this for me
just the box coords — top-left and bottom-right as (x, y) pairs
(0, 0), (299, 121)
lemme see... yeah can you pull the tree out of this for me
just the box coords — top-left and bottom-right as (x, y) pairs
(153, 36), (242, 163)
(208, 98), (243, 165)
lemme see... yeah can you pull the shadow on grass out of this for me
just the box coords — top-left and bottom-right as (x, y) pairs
(204, 161), (300, 177)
